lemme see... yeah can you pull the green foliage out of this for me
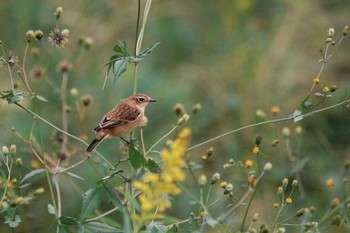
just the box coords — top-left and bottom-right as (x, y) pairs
(0, 1), (350, 233)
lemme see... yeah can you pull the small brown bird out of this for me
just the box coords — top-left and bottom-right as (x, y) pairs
(86, 93), (156, 152)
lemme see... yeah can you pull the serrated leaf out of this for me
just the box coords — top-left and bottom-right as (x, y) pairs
(59, 216), (79, 226)
(19, 168), (45, 185)
(128, 143), (146, 170)
(113, 59), (127, 85)
(99, 184), (122, 206)
(81, 221), (123, 233)
(48, 204), (56, 215)
(145, 158), (162, 174)
(138, 42), (161, 59)
(80, 188), (101, 220)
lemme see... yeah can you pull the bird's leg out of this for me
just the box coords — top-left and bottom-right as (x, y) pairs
(120, 137), (130, 145)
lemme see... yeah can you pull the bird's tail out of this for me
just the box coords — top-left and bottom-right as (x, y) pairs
(86, 138), (101, 152)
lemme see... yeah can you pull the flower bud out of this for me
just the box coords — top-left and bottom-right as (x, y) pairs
(10, 144), (16, 154)
(292, 179), (298, 188)
(26, 30), (35, 42)
(81, 95), (93, 106)
(173, 103), (186, 116)
(271, 139), (279, 147)
(198, 174), (207, 187)
(264, 162), (272, 171)
(206, 147), (214, 157)
(211, 172), (220, 184)
(54, 6), (63, 19)
(192, 103), (202, 114)
(282, 178), (289, 188)
(330, 198), (339, 209)
(296, 208), (309, 217)
(281, 127), (291, 137)
(286, 197), (293, 204)
(327, 28), (335, 38)
(255, 134), (262, 145)
(2, 146), (9, 155)
(16, 158), (22, 167)
(70, 88), (79, 98)
(343, 25), (350, 36)
(34, 30), (44, 40)
(177, 113), (189, 126)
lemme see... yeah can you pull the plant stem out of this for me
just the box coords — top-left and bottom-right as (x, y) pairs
(14, 102), (114, 168)
(60, 72), (69, 153)
(146, 125), (178, 155)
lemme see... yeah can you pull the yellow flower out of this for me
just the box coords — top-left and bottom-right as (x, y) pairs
(31, 160), (41, 169)
(325, 178), (334, 188)
(323, 86), (330, 93)
(313, 77), (320, 84)
(286, 197), (293, 204)
(252, 146), (259, 155)
(245, 159), (254, 168)
(135, 128), (190, 221)
(273, 202), (279, 208)
(271, 106), (280, 115)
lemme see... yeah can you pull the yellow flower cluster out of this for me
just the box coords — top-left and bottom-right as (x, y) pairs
(134, 127), (190, 220)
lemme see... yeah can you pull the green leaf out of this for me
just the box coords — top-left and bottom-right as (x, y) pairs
(166, 224), (178, 233)
(141, 222), (168, 233)
(145, 158), (162, 174)
(137, 42), (161, 59)
(113, 59), (127, 84)
(80, 188), (101, 220)
(19, 168), (45, 185)
(128, 143), (146, 170)
(113, 40), (129, 56)
(81, 221), (123, 233)
(58, 216), (79, 226)
(99, 184), (122, 206)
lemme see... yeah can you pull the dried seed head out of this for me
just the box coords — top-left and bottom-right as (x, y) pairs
(54, 6), (63, 19)
(343, 25), (350, 36)
(34, 30), (44, 40)
(327, 28), (335, 38)
(26, 30), (35, 42)
(173, 103), (186, 116)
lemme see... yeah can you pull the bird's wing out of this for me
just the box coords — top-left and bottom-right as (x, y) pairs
(93, 105), (140, 132)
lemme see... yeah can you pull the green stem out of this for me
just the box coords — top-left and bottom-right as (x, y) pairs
(240, 171), (265, 232)
(134, 0), (141, 57)
(146, 125), (178, 155)
(188, 99), (350, 152)
(14, 103), (114, 169)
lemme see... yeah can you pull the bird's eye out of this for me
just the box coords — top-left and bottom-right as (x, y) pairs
(137, 97), (145, 103)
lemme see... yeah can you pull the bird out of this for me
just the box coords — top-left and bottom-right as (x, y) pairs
(86, 93), (157, 152)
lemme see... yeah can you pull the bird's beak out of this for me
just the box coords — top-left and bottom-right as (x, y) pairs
(148, 98), (157, 103)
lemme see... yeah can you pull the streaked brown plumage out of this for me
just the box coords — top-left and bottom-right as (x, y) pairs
(86, 93), (156, 152)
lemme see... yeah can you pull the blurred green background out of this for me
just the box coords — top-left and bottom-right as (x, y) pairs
(1, 0), (350, 232)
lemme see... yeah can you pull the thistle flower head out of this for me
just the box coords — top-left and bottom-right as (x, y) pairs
(48, 28), (69, 48)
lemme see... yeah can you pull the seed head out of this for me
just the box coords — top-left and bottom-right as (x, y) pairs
(255, 134), (262, 145)
(16, 158), (22, 167)
(292, 179), (298, 188)
(327, 28), (335, 38)
(211, 172), (220, 184)
(264, 162), (272, 171)
(192, 103), (202, 114)
(81, 95), (93, 107)
(198, 174), (207, 187)
(48, 28), (69, 48)
(173, 103), (186, 116)
(177, 113), (189, 126)
(26, 30), (35, 42)
(343, 25), (350, 36)
(34, 30), (44, 40)
(54, 6), (63, 19)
